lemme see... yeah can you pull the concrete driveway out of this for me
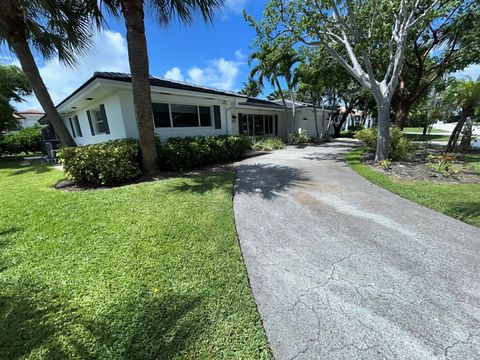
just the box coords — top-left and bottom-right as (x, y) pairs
(234, 140), (480, 359)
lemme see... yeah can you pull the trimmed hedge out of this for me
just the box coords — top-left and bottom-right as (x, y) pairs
(157, 135), (251, 171)
(0, 126), (42, 155)
(58, 139), (141, 185)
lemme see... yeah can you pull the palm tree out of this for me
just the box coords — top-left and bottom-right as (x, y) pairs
(443, 79), (480, 152)
(239, 79), (262, 97)
(0, 0), (93, 147)
(98, 0), (224, 175)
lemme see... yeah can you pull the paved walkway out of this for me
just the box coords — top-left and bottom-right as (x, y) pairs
(234, 140), (480, 359)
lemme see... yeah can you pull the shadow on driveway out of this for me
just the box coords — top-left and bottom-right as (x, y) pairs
(235, 163), (309, 200)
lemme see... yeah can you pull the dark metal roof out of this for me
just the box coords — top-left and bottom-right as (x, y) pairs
(40, 72), (283, 123)
(238, 97), (284, 109)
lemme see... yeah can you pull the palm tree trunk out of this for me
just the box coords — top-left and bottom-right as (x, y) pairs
(9, 33), (76, 147)
(312, 97), (319, 138)
(121, 0), (159, 175)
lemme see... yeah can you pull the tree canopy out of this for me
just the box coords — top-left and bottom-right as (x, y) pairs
(0, 65), (32, 132)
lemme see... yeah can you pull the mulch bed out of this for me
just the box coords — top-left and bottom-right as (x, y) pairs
(364, 145), (480, 184)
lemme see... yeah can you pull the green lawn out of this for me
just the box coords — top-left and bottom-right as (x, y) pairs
(404, 133), (452, 141)
(403, 127), (449, 133)
(346, 149), (480, 227)
(0, 161), (271, 359)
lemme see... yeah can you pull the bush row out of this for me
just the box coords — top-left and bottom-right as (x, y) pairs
(355, 128), (413, 161)
(0, 126), (42, 155)
(157, 135), (251, 171)
(58, 135), (254, 184)
(58, 139), (142, 185)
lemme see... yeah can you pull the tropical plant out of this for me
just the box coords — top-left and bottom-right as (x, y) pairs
(443, 78), (480, 152)
(0, 0), (94, 147)
(239, 79), (262, 97)
(0, 64), (32, 132)
(0, 125), (42, 154)
(96, 0), (224, 175)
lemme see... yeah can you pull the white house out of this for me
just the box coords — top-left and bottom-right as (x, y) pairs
(271, 99), (334, 137)
(39, 72), (332, 145)
(8, 109), (44, 133)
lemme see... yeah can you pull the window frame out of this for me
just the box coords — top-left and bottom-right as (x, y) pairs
(152, 102), (214, 129)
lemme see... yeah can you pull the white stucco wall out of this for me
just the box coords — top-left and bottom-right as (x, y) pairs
(294, 107), (332, 138)
(62, 93), (127, 145)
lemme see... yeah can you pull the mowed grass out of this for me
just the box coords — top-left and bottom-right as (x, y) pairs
(0, 161), (271, 359)
(404, 133), (452, 141)
(346, 149), (480, 227)
(403, 127), (448, 133)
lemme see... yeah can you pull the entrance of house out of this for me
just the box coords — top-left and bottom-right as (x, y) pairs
(238, 113), (278, 136)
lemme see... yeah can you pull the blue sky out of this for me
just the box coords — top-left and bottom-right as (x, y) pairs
(1, 0), (478, 111)
(0, 0), (271, 110)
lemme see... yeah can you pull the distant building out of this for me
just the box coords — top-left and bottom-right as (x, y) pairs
(13, 109), (45, 130)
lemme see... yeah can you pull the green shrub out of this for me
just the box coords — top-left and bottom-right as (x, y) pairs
(157, 135), (251, 171)
(0, 125), (42, 155)
(290, 130), (310, 144)
(355, 127), (413, 161)
(58, 139), (141, 185)
(251, 136), (285, 151)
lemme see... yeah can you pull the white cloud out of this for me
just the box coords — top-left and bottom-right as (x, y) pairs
(163, 66), (185, 82)
(6, 30), (129, 111)
(221, 0), (249, 19)
(452, 64), (480, 81)
(162, 53), (244, 91)
(234, 49), (246, 62)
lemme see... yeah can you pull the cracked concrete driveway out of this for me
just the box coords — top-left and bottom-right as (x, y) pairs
(233, 139), (480, 359)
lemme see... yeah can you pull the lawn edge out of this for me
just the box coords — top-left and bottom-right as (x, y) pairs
(345, 147), (479, 228)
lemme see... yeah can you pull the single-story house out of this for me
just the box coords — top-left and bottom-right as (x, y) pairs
(39, 72), (332, 146)
(6, 109), (44, 133)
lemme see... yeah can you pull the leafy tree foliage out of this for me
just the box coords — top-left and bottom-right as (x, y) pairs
(0, 65), (32, 132)
(239, 79), (262, 97)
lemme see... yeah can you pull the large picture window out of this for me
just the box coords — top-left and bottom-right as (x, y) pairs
(152, 103), (215, 128)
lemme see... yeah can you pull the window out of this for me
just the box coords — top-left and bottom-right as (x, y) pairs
(153, 103), (170, 127)
(69, 115), (82, 137)
(238, 113), (276, 136)
(87, 104), (110, 135)
(199, 106), (212, 127)
(152, 103), (215, 128)
(171, 104), (199, 127)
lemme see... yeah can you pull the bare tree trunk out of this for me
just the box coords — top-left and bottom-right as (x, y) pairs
(460, 117), (473, 151)
(9, 33), (76, 147)
(445, 118), (465, 153)
(375, 101), (391, 161)
(122, 0), (159, 175)
(395, 99), (411, 130)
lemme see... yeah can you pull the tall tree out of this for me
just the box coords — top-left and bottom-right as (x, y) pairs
(0, 64), (32, 132)
(253, 0), (439, 161)
(0, 0), (94, 147)
(393, 0), (480, 129)
(239, 79), (262, 97)
(98, 0), (224, 175)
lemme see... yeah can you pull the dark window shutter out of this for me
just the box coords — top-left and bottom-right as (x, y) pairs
(274, 115), (278, 135)
(100, 104), (110, 134)
(213, 105), (221, 129)
(75, 115), (83, 137)
(68, 118), (76, 137)
(86, 110), (95, 136)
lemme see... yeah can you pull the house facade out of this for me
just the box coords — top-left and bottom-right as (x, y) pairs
(40, 72), (332, 146)
(7, 109), (44, 133)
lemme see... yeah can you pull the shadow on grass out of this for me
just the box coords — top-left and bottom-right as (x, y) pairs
(442, 202), (480, 227)
(235, 163), (309, 200)
(0, 279), (206, 359)
(166, 173), (232, 195)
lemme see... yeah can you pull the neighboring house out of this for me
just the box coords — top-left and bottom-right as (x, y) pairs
(271, 99), (334, 137)
(8, 109), (44, 132)
(39, 72), (291, 146)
